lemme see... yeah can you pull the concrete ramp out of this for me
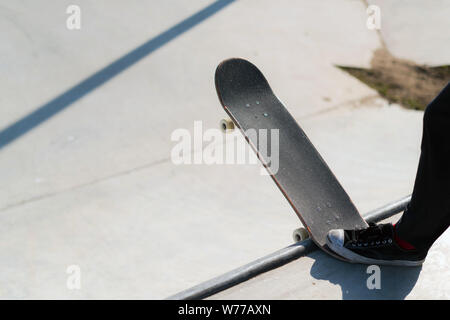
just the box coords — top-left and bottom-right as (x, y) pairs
(1, 0), (448, 299)
(210, 217), (450, 300)
(169, 200), (449, 300)
(211, 239), (450, 300)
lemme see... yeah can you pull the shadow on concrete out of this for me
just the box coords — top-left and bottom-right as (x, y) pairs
(0, 0), (235, 151)
(309, 250), (422, 299)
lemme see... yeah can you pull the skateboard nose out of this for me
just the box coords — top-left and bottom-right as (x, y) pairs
(327, 229), (345, 247)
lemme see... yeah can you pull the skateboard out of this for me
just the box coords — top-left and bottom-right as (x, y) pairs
(214, 58), (368, 259)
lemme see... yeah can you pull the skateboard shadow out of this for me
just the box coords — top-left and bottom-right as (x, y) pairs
(309, 250), (422, 300)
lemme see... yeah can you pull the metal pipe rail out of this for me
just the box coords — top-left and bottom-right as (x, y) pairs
(167, 195), (411, 300)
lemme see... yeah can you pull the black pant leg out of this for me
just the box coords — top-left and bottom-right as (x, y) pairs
(396, 82), (450, 251)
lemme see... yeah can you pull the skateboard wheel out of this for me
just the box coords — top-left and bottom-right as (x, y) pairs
(292, 227), (310, 242)
(220, 119), (235, 132)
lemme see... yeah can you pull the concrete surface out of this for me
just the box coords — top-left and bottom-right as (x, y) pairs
(369, 0), (450, 65)
(211, 214), (450, 300)
(0, 0), (448, 299)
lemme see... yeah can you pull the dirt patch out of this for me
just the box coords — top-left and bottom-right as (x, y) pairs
(338, 49), (450, 110)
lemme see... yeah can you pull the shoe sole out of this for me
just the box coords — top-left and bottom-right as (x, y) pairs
(326, 235), (424, 267)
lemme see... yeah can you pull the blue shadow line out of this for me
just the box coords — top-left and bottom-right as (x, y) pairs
(0, 0), (235, 150)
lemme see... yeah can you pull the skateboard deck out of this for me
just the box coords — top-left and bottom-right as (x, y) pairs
(214, 58), (368, 257)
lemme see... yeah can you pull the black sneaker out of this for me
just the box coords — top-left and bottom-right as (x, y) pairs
(326, 223), (426, 266)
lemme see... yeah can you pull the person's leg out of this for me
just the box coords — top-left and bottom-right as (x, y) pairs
(395, 82), (450, 251)
(325, 83), (450, 266)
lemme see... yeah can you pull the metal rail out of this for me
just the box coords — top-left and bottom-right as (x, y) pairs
(167, 195), (411, 300)
(364, 195), (411, 223)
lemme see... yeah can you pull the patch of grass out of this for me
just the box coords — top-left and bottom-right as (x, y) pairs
(337, 50), (450, 111)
